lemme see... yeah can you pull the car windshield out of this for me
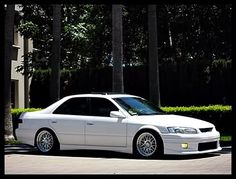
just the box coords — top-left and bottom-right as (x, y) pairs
(113, 97), (163, 116)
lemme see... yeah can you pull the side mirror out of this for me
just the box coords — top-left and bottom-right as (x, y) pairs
(110, 111), (126, 119)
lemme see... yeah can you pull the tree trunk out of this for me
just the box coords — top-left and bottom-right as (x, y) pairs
(4, 4), (15, 141)
(112, 5), (124, 93)
(24, 37), (29, 107)
(50, 4), (61, 103)
(148, 5), (161, 107)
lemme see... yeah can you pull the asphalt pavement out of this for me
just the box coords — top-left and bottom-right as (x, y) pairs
(4, 144), (231, 175)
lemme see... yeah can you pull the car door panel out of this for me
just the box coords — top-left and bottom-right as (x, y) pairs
(50, 97), (90, 145)
(85, 116), (127, 147)
(85, 97), (127, 147)
(48, 114), (85, 145)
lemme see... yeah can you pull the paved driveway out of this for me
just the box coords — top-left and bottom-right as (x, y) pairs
(4, 145), (231, 174)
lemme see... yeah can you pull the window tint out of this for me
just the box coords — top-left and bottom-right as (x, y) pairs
(90, 98), (118, 117)
(53, 97), (89, 115)
(113, 97), (162, 116)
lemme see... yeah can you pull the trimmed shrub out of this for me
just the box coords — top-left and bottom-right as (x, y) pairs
(11, 108), (42, 120)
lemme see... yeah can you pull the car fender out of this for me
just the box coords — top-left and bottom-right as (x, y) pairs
(137, 125), (162, 136)
(130, 125), (163, 147)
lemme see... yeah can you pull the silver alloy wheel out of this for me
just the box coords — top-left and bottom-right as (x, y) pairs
(136, 132), (157, 157)
(36, 130), (54, 153)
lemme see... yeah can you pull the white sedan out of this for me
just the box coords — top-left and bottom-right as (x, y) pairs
(15, 93), (221, 158)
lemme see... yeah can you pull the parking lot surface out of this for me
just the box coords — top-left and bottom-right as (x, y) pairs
(4, 145), (231, 174)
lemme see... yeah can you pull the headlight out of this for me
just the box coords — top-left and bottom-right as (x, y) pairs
(167, 127), (198, 134)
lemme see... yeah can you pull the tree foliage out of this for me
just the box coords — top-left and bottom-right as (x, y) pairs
(157, 4), (232, 63)
(16, 4), (231, 71)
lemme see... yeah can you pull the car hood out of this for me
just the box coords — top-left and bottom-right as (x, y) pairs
(133, 114), (214, 128)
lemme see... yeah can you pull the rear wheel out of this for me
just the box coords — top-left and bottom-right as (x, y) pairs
(35, 129), (59, 154)
(134, 131), (163, 158)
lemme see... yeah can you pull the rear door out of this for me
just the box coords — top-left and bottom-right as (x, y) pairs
(50, 97), (89, 145)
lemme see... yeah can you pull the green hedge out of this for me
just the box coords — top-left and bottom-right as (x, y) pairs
(12, 105), (231, 135)
(11, 108), (42, 119)
(161, 105), (231, 113)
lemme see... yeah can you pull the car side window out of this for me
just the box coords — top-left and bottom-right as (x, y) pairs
(53, 97), (89, 115)
(90, 98), (118, 117)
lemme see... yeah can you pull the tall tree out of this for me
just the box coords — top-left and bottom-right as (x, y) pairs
(24, 37), (30, 107)
(148, 5), (161, 107)
(50, 4), (61, 103)
(4, 4), (15, 141)
(112, 4), (124, 93)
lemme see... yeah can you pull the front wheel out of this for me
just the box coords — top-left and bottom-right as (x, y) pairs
(134, 131), (163, 158)
(35, 129), (59, 154)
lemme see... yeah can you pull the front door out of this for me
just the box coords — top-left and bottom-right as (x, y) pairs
(85, 97), (127, 147)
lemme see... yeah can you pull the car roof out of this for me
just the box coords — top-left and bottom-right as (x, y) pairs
(63, 93), (138, 99)
(41, 93), (141, 114)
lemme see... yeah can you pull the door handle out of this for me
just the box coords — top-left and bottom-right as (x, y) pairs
(87, 122), (94, 125)
(51, 120), (57, 123)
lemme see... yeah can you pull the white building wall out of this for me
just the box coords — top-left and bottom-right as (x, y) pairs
(11, 28), (25, 108)
(11, 4), (33, 108)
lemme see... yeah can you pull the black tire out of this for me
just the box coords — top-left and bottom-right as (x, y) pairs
(133, 130), (163, 159)
(35, 129), (59, 154)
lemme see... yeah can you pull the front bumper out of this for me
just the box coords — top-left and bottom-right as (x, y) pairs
(161, 131), (221, 155)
